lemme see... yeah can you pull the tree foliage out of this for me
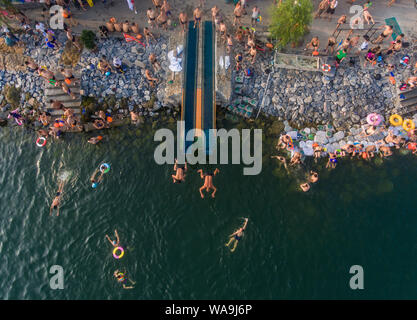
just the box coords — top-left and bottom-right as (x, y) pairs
(80, 30), (96, 50)
(269, 0), (314, 49)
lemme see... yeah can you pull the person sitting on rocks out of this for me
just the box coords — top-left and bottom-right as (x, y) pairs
(325, 36), (336, 55)
(149, 53), (161, 72)
(405, 142), (417, 155)
(289, 151), (302, 166)
(305, 36), (319, 52)
(49, 125), (63, 140)
(112, 57), (126, 73)
(363, 145), (376, 159)
(312, 143), (323, 159)
(98, 56), (112, 74)
(50, 99), (64, 110)
(63, 108), (74, 119)
(379, 145), (393, 157)
(360, 125), (378, 137)
(24, 60), (39, 73)
(39, 112), (51, 127)
(145, 69), (158, 88)
(147, 7), (157, 28)
(58, 81), (77, 100)
(277, 134), (291, 149)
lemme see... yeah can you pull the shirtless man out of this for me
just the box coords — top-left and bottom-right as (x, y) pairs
(152, 0), (162, 13)
(38, 68), (55, 82)
(147, 8), (157, 28)
(105, 230), (120, 247)
(333, 14), (346, 34)
(197, 168), (219, 198)
(315, 0), (329, 19)
(130, 110), (139, 124)
(49, 99), (64, 110)
(145, 69), (158, 87)
(90, 167), (105, 188)
(233, 2), (243, 27)
(380, 146), (393, 157)
(179, 11), (188, 33)
(219, 21), (227, 43)
(149, 53), (161, 72)
(65, 28), (81, 50)
(161, 0), (171, 18)
(300, 182), (310, 192)
(309, 171), (319, 183)
(373, 25), (393, 44)
(325, 36), (337, 54)
(225, 218), (248, 252)
(226, 34), (233, 53)
(363, 9), (374, 25)
(211, 5), (220, 23)
(385, 39), (402, 56)
(58, 81), (77, 100)
(24, 60), (39, 73)
(305, 36), (320, 52)
(157, 9), (168, 31)
(172, 159), (187, 183)
(193, 6), (202, 29)
(290, 151), (302, 166)
(88, 135), (103, 145)
(248, 46), (257, 64)
(271, 155), (288, 170)
(50, 181), (65, 216)
(143, 27), (156, 46)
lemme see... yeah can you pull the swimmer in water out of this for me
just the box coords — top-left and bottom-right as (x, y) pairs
(106, 230), (120, 247)
(50, 181), (65, 216)
(197, 168), (219, 198)
(300, 182), (310, 192)
(90, 167), (105, 188)
(271, 155), (288, 170)
(172, 158), (187, 183)
(88, 136), (103, 145)
(309, 171), (318, 183)
(225, 218), (248, 252)
(326, 152), (337, 169)
(114, 269), (135, 289)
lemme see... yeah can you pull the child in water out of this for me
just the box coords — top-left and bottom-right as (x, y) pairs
(114, 269), (135, 289)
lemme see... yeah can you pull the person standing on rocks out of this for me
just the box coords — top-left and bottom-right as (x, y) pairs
(211, 5), (220, 24)
(193, 6), (202, 29)
(251, 6), (260, 27)
(178, 11), (188, 33)
(143, 27), (156, 46)
(147, 8), (157, 29)
(157, 9), (168, 31)
(226, 34), (233, 54)
(248, 46), (257, 64)
(305, 36), (320, 52)
(325, 36), (336, 54)
(325, 0), (338, 21)
(149, 53), (161, 72)
(233, 2), (243, 27)
(372, 25), (393, 44)
(333, 14), (346, 35)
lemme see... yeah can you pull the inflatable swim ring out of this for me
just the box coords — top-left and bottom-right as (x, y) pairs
(322, 64), (331, 72)
(389, 114), (403, 126)
(36, 137), (47, 147)
(113, 246), (124, 259)
(402, 119), (415, 132)
(100, 163), (110, 173)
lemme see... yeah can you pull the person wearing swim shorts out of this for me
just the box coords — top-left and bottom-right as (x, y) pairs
(162, 0), (171, 17)
(50, 181), (65, 216)
(233, 2), (243, 27)
(193, 6), (202, 29)
(251, 6), (260, 27)
(90, 167), (105, 188)
(226, 34), (233, 53)
(325, 36), (336, 55)
(24, 60), (39, 73)
(315, 0), (329, 19)
(373, 25), (393, 44)
(225, 218), (248, 252)
(179, 11), (188, 33)
(157, 8), (168, 30)
(172, 158), (187, 183)
(197, 168), (219, 198)
(147, 8), (157, 28)
(325, 0), (337, 21)
(153, 0), (162, 13)
(106, 230), (120, 247)
(326, 153), (337, 169)
(211, 5), (219, 23)
(114, 270), (135, 289)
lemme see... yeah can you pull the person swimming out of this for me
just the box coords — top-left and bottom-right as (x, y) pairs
(197, 168), (219, 198)
(105, 229), (120, 247)
(90, 167), (105, 188)
(225, 218), (248, 252)
(172, 158), (187, 183)
(114, 269), (135, 289)
(50, 180), (65, 216)
(300, 182), (310, 192)
(309, 171), (318, 183)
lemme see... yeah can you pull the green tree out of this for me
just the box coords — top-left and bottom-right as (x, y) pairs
(0, 0), (17, 28)
(80, 30), (96, 50)
(269, 0), (314, 49)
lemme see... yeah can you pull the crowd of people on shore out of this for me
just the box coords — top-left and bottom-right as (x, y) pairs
(273, 121), (417, 193)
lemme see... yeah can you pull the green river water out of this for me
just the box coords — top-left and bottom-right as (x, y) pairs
(1, 119), (417, 299)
